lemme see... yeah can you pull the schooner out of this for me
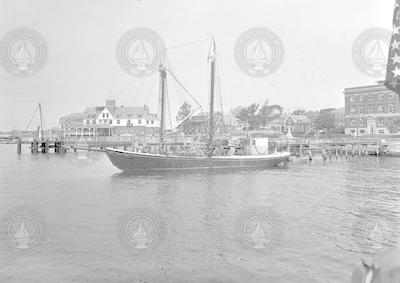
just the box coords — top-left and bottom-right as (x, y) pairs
(105, 38), (290, 171)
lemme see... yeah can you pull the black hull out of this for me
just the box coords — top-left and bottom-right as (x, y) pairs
(106, 148), (290, 171)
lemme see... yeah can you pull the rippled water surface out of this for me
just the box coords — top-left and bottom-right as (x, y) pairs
(0, 144), (399, 283)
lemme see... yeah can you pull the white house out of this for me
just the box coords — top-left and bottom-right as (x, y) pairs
(60, 99), (160, 137)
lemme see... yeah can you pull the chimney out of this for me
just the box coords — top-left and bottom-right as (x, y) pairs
(105, 99), (116, 111)
(144, 104), (149, 113)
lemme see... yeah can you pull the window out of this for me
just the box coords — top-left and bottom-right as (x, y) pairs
(378, 105), (384, 113)
(368, 94), (374, 102)
(360, 119), (366, 126)
(92, 119), (96, 124)
(378, 118), (384, 126)
(102, 113), (105, 118)
(106, 113), (109, 118)
(350, 107), (357, 115)
(86, 120), (90, 124)
(151, 120), (154, 125)
(389, 104), (395, 113)
(388, 93), (394, 100)
(359, 106), (365, 114)
(350, 96), (356, 102)
(351, 119), (356, 126)
(138, 119), (141, 124)
(146, 120), (149, 125)
(378, 130), (385, 134)
(117, 120), (120, 124)
(360, 130), (365, 134)
(379, 93), (385, 100)
(369, 105), (374, 113)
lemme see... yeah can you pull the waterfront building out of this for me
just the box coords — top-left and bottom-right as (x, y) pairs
(60, 99), (160, 138)
(267, 114), (312, 136)
(178, 112), (225, 135)
(331, 108), (345, 134)
(344, 82), (400, 135)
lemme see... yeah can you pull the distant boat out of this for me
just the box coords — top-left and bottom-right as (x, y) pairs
(106, 39), (290, 171)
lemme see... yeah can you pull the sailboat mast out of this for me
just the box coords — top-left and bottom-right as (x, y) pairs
(208, 38), (216, 156)
(159, 60), (167, 152)
(38, 102), (44, 140)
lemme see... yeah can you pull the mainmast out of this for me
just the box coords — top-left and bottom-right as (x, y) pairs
(158, 55), (167, 153)
(38, 102), (44, 141)
(207, 38), (216, 157)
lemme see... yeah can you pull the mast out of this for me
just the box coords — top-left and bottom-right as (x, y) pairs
(38, 102), (44, 141)
(207, 38), (216, 156)
(159, 55), (167, 152)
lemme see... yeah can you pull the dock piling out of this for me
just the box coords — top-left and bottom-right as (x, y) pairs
(17, 138), (22, 155)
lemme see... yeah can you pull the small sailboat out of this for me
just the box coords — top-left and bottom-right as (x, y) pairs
(365, 39), (386, 70)
(13, 220), (31, 249)
(250, 220), (267, 249)
(13, 41), (31, 70)
(129, 39), (151, 70)
(132, 221), (148, 249)
(248, 39), (269, 70)
(106, 39), (290, 171)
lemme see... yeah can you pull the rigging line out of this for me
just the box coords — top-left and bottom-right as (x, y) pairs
(143, 75), (157, 106)
(166, 86), (172, 131)
(116, 78), (138, 99)
(167, 69), (203, 111)
(171, 75), (185, 105)
(25, 105), (39, 131)
(131, 77), (148, 104)
(164, 38), (211, 51)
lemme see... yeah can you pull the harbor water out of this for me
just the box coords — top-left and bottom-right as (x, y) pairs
(0, 144), (399, 283)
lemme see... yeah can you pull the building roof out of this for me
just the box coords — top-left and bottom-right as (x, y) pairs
(344, 81), (391, 95)
(277, 114), (310, 124)
(61, 101), (159, 122)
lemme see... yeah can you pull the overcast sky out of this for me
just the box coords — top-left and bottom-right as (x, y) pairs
(0, 0), (394, 131)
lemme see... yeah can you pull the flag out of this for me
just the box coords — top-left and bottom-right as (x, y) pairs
(384, 0), (400, 95)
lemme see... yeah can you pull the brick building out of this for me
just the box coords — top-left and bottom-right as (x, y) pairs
(344, 82), (400, 135)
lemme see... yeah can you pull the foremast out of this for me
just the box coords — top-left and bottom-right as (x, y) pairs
(159, 55), (167, 153)
(207, 38), (216, 157)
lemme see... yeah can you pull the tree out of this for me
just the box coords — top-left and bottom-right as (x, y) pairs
(257, 102), (283, 126)
(176, 101), (191, 122)
(314, 108), (336, 131)
(292, 109), (306, 115)
(389, 116), (400, 133)
(233, 103), (260, 130)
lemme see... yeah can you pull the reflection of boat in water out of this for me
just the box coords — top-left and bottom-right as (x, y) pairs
(106, 39), (290, 171)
